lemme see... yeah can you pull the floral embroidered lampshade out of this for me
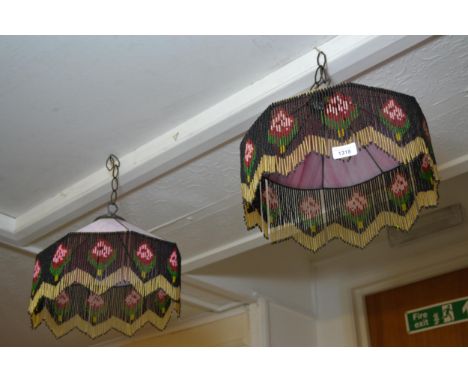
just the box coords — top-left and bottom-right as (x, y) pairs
(241, 83), (439, 252)
(28, 217), (181, 338)
(28, 156), (181, 339)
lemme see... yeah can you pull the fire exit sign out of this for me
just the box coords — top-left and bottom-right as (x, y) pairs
(405, 296), (468, 334)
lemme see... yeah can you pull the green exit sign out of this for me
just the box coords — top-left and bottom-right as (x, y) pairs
(405, 296), (468, 334)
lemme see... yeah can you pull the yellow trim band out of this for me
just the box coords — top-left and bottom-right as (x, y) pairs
(242, 127), (431, 203)
(29, 268), (180, 314)
(30, 301), (180, 338)
(245, 190), (438, 252)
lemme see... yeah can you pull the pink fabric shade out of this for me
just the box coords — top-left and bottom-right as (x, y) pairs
(77, 217), (162, 239)
(267, 144), (399, 189)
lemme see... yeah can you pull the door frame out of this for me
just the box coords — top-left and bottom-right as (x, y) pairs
(352, 249), (468, 346)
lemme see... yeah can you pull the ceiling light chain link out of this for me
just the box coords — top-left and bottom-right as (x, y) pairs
(311, 49), (331, 90)
(106, 154), (120, 216)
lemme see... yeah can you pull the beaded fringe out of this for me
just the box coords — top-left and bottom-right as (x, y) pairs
(28, 270), (180, 314)
(29, 231), (181, 338)
(241, 82), (439, 252)
(241, 128), (431, 203)
(31, 300), (180, 339)
(245, 189), (438, 252)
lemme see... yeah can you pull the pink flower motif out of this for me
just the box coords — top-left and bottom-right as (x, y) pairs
(87, 294), (105, 309)
(346, 192), (368, 216)
(33, 260), (41, 281)
(269, 109), (295, 138)
(381, 99), (407, 127)
(169, 249), (178, 270)
(91, 240), (113, 261)
(157, 289), (167, 302)
(391, 173), (409, 198)
(262, 188), (279, 210)
(421, 155), (431, 172)
(244, 139), (255, 167)
(52, 244), (69, 268)
(325, 93), (355, 121)
(136, 243), (154, 265)
(125, 290), (141, 308)
(300, 197), (321, 219)
(56, 291), (70, 308)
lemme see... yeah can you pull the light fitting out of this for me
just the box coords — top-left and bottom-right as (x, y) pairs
(240, 51), (439, 251)
(29, 155), (181, 338)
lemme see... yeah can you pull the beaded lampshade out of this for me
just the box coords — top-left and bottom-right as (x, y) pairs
(240, 83), (439, 251)
(28, 156), (181, 338)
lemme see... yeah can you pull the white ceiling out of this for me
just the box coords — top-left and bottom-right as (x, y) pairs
(2, 35), (468, 260)
(3, 35), (463, 259)
(1, 35), (468, 344)
(0, 35), (333, 217)
(354, 35), (468, 167)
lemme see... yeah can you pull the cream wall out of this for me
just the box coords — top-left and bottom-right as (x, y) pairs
(122, 309), (250, 346)
(268, 302), (316, 346)
(104, 299), (316, 346)
(312, 172), (468, 346)
(190, 239), (316, 316)
(2, 172), (467, 346)
(0, 227), (317, 346)
(190, 172), (468, 346)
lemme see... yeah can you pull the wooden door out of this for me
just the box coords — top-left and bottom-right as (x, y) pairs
(365, 267), (468, 346)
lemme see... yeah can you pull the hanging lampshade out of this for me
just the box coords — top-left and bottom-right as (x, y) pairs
(240, 67), (439, 251)
(28, 155), (181, 338)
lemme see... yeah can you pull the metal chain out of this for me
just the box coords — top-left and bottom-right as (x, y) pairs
(106, 154), (120, 216)
(310, 49), (331, 90)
